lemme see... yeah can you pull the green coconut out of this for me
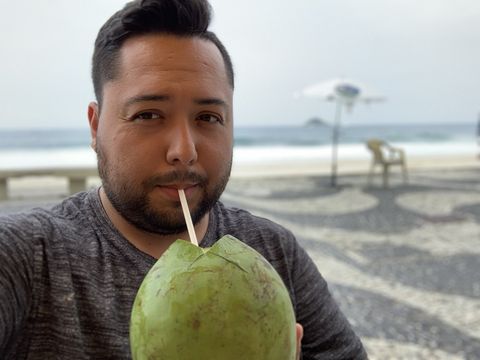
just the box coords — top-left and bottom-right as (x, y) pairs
(130, 234), (296, 360)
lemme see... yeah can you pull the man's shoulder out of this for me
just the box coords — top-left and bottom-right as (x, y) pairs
(216, 201), (293, 234)
(0, 190), (94, 240)
(213, 202), (297, 250)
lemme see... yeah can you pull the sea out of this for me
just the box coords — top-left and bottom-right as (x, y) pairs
(0, 122), (477, 170)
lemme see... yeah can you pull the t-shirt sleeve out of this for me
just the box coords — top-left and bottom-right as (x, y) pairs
(0, 214), (36, 355)
(292, 241), (368, 360)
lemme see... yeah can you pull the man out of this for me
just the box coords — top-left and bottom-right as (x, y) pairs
(0, 0), (367, 358)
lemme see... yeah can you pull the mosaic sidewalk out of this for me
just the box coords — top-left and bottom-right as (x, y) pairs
(222, 168), (480, 359)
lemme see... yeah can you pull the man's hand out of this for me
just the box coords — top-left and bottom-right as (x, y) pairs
(296, 323), (304, 360)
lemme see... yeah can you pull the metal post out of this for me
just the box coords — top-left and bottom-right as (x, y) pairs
(330, 100), (343, 187)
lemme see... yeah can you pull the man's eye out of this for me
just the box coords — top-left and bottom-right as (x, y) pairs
(132, 112), (161, 121)
(197, 113), (223, 124)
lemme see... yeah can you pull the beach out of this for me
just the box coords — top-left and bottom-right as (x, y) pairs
(1, 157), (479, 359)
(2, 152), (478, 199)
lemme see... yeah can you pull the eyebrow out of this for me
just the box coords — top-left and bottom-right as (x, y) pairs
(123, 94), (229, 111)
(123, 94), (170, 110)
(194, 98), (228, 110)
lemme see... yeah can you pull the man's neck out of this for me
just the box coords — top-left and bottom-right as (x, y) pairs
(99, 188), (209, 259)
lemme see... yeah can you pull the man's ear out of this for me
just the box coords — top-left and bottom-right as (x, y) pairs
(88, 102), (99, 152)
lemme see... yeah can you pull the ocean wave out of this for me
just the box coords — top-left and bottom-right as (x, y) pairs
(0, 142), (476, 170)
(0, 123), (476, 153)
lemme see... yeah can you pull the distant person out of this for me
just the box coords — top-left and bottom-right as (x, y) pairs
(0, 1), (367, 359)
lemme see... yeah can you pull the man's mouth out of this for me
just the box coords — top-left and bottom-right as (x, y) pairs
(154, 183), (199, 201)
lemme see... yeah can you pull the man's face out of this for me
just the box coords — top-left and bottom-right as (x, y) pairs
(89, 34), (233, 235)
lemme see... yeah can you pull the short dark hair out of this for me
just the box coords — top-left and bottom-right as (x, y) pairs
(92, 0), (234, 106)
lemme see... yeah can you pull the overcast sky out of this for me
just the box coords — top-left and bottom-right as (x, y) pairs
(1, 0), (479, 129)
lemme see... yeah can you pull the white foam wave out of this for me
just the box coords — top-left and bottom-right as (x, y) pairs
(0, 141), (477, 170)
(0, 148), (96, 170)
(233, 142), (478, 164)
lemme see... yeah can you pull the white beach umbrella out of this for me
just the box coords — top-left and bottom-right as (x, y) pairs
(300, 78), (385, 186)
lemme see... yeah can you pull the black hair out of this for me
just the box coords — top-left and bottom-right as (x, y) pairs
(92, 0), (234, 106)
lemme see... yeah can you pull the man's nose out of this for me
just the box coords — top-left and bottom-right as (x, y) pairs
(165, 122), (198, 166)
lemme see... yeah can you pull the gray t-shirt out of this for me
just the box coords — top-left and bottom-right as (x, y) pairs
(0, 188), (367, 359)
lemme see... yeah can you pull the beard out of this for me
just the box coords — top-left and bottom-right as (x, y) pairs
(96, 142), (231, 235)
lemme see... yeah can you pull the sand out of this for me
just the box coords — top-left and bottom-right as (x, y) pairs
(2, 153), (478, 200)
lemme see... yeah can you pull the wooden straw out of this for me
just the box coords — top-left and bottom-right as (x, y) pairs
(178, 189), (199, 246)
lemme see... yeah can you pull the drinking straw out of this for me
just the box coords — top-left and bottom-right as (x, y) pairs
(178, 189), (199, 246)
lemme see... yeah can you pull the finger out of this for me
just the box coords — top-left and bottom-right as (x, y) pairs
(295, 323), (304, 360)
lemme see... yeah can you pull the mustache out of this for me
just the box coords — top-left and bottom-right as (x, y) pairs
(144, 171), (207, 188)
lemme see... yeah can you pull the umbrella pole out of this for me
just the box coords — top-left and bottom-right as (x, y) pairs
(331, 100), (342, 187)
